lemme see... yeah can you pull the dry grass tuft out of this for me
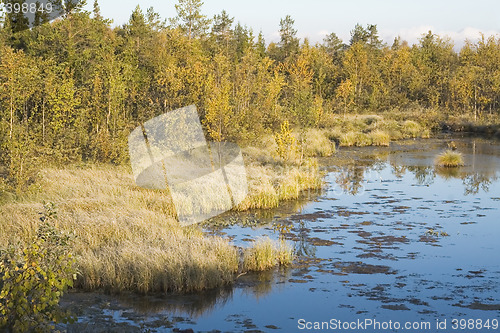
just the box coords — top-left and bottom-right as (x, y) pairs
(339, 131), (358, 147)
(370, 130), (391, 146)
(299, 129), (335, 157)
(435, 150), (464, 168)
(243, 238), (294, 271)
(237, 158), (323, 210)
(401, 120), (422, 138)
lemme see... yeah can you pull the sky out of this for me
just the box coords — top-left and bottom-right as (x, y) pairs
(86, 0), (500, 49)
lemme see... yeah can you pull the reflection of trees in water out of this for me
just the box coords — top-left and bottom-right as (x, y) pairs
(329, 152), (389, 196)
(390, 164), (436, 185)
(391, 164), (406, 179)
(336, 160), (499, 196)
(462, 173), (498, 195)
(335, 165), (366, 195)
(434, 168), (498, 195)
(407, 166), (435, 186)
(293, 220), (317, 257)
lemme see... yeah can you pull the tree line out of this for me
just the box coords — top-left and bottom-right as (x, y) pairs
(1, 0), (500, 191)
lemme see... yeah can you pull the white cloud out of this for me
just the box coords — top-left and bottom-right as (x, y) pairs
(266, 30), (281, 43)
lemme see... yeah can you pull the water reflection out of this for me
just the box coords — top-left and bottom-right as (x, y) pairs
(63, 269), (286, 327)
(330, 140), (499, 196)
(334, 165), (366, 195)
(462, 172), (497, 195)
(291, 220), (317, 257)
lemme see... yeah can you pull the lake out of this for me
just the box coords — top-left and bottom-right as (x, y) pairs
(61, 136), (500, 333)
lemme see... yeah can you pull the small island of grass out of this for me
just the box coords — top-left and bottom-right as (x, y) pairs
(435, 150), (464, 167)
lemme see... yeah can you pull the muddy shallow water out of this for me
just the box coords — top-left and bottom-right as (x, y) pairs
(60, 137), (500, 332)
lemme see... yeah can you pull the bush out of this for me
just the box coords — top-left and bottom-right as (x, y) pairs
(402, 120), (422, 138)
(355, 133), (373, 147)
(274, 121), (299, 163)
(0, 203), (76, 332)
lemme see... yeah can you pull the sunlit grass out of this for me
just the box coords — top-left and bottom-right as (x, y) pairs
(243, 237), (294, 271)
(299, 129), (335, 157)
(354, 133), (373, 147)
(435, 150), (464, 167)
(339, 131), (358, 147)
(402, 120), (422, 138)
(370, 130), (391, 146)
(339, 131), (373, 147)
(236, 158), (323, 210)
(0, 160), (306, 294)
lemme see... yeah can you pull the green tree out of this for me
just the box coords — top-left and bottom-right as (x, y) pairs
(336, 79), (354, 116)
(0, 204), (76, 331)
(350, 23), (369, 45)
(211, 10), (234, 53)
(204, 53), (232, 141)
(171, 0), (210, 40)
(276, 15), (299, 60)
(322, 32), (345, 61)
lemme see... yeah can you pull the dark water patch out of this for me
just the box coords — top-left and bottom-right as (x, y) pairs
(331, 261), (396, 275)
(308, 237), (339, 246)
(381, 304), (410, 311)
(454, 302), (500, 310)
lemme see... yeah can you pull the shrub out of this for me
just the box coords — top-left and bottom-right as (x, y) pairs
(274, 121), (298, 163)
(0, 203), (76, 332)
(435, 150), (464, 167)
(355, 133), (373, 147)
(421, 129), (431, 139)
(325, 128), (343, 143)
(380, 120), (403, 140)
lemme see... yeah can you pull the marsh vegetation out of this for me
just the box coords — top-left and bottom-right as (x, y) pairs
(2, 0), (500, 330)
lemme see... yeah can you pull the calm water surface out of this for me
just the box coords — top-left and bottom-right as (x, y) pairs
(62, 137), (500, 333)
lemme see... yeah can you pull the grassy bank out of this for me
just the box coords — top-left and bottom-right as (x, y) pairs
(321, 114), (432, 147)
(0, 147), (322, 294)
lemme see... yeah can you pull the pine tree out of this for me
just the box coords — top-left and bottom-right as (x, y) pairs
(277, 15), (299, 60)
(172, 0), (210, 40)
